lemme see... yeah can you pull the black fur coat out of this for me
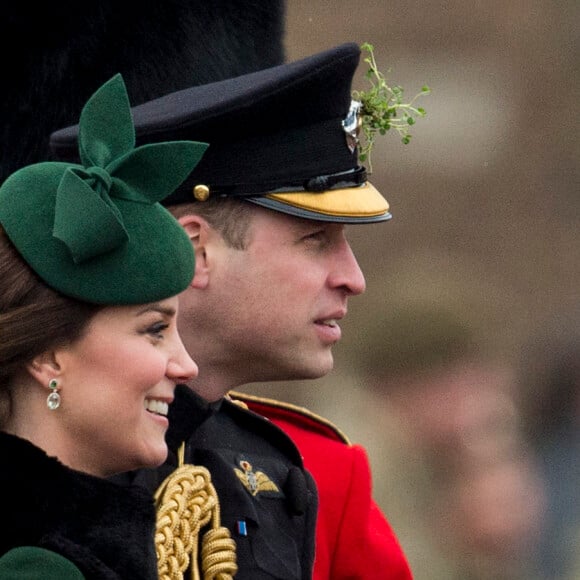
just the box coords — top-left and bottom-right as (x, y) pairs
(0, 0), (285, 181)
(0, 431), (158, 579)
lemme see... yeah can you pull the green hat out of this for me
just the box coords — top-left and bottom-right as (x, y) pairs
(0, 75), (208, 304)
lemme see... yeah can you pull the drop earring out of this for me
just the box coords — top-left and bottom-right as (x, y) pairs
(47, 378), (61, 410)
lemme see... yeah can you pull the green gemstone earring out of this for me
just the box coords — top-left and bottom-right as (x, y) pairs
(47, 378), (61, 410)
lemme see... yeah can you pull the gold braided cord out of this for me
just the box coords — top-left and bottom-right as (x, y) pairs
(154, 443), (237, 580)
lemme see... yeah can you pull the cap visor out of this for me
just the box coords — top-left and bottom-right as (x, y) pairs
(246, 182), (391, 223)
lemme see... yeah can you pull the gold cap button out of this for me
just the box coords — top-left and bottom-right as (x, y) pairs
(193, 184), (210, 201)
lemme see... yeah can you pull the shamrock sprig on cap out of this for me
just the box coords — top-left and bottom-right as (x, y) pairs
(353, 43), (430, 171)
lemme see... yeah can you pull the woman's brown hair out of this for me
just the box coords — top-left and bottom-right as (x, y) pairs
(0, 227), (102, 420)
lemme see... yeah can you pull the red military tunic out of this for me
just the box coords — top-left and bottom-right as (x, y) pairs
(231, 393), (413, 580)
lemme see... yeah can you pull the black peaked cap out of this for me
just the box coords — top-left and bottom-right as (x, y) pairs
(50, 43), (391, 223)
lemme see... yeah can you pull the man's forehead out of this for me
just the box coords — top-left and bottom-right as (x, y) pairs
(248, 206), (348, 243)
(251, 203), (344, 229)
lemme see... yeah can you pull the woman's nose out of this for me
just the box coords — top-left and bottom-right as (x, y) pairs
(167, 336), (198, 383)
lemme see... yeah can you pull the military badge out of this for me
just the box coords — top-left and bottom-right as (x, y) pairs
(342, 99), (362, 153)
(234, 459), (280, 497)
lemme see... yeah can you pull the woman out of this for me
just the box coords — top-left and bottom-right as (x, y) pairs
(0, 75), (207, 578)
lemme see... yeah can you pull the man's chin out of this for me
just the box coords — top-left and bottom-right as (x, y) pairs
(292, 355), (335, 380)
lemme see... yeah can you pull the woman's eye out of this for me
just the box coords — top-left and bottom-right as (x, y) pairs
(147, 322), (169, 340)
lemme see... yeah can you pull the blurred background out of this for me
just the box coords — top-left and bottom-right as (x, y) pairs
(241, 1), (579, 578)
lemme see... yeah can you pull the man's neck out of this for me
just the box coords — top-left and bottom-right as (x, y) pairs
(183, 372), (239, 403)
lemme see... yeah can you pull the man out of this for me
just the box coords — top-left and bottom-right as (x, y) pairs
(51, 43), (412, 579)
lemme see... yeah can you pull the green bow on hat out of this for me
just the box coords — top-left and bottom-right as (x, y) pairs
(0, 74), (208, 304)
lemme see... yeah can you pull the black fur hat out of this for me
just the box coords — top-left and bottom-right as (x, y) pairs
(0, 0), (285, 182)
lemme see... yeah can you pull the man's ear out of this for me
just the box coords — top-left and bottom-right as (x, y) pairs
(178, 214), (210, 289)
(26, 352), (61, 388)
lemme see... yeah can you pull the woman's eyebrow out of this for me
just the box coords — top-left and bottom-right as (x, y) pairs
(135, 304), (177, 317)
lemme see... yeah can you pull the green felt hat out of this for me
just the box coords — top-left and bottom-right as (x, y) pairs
(0, 74), (208, 304)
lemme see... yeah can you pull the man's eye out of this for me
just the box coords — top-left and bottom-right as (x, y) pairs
(304, 231), (331, 247)
(304, 230), (325, 241)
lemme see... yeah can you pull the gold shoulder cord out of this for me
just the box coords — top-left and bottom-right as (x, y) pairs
(154, 442), (238, 580)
